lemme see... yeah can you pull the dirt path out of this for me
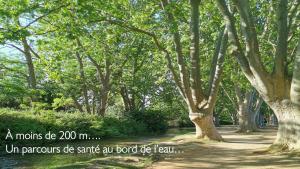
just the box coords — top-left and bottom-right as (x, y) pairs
(148, 127), (300, 169)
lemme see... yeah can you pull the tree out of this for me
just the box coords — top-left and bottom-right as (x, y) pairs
(0, 0), (70, 103)
(217, 0), (300, 149)
(102, 0), (228, 140)
(0, 55), (29, 108)
(96, 1), (227, 140)
(235, 85), (263, 132)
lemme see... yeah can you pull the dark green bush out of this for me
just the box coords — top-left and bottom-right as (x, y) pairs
(177, 113), (194, 127)
(220, 120), (233, 125)
(126, 109), (168, 134)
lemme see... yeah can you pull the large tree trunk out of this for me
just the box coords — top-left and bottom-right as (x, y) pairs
(238, 109), (258, 132)
(270, 102), (300, 149)
(190, 113), (223, 140)
(237, 107), (249, 132)
(236, 87), (251, 132)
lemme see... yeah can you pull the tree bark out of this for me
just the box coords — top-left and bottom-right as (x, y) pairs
(92, 91), (96, 114)
(235, 86), (250, 132)
(231, 113), (238, 125)
(235, 86), (262, 132)
(22, 38), (36, 88)
(120, 85), (136, 112)
(271, 102), (300, 149)
(75, 52), (91, 114)
(190, 113), (223, 140)
(120, 86), (131, 112)
(97, 58), (111, 116)
(21, 37), (38, 103)
(99, 79), (110, 116)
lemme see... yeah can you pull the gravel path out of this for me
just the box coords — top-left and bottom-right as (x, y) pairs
(148, 127), (300, 169)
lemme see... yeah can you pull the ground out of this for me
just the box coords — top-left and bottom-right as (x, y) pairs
(148, 126), (300, 169)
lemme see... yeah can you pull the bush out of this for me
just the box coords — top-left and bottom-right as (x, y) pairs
(0, 108), (149, 149)
(220, 120), (233, 125)
(126, 109), (168, 134)
(52, 97), (75, 111)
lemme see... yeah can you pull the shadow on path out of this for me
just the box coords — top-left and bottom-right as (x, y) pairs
(148, 127), (300, 169)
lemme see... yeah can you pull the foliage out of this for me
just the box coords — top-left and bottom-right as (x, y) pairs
(0, 0), (298, 141)
(126, 110), (168, 134)
(0, 108), (150, 149)
(52, 96), (74, 111)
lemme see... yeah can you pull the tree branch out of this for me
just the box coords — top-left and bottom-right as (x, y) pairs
(216, 0), (253, 80)
(28, 46), (40, 59)
(208, 27), (225, 95)
(161, 0), (194, 106)
(91, 16), (186, 100)
(221, 83), (238, 112)
(20, 3), (70, 30)
(217, 0), (272, 96)
(189, 0), (203, 105)
(207, 28), (228, 111)
(0, 63), (28, 78)
(6, 44), (25, 54)
(76, 38), (105, 82)
(287, 0), (300, 33)
(233, 0), (268, 78)
(274, 0), (288, 78)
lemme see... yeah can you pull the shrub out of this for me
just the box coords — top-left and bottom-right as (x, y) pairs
(126, 109), (168, 134)
(31, 102), (51, 113)
(0, 108), (149, 149)
(52, 97), (75, 111)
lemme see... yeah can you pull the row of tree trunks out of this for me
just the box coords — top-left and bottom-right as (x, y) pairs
(75, 38), (112, 116)
(119, 47), (145, 112)
(217, 0), (300, 149)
